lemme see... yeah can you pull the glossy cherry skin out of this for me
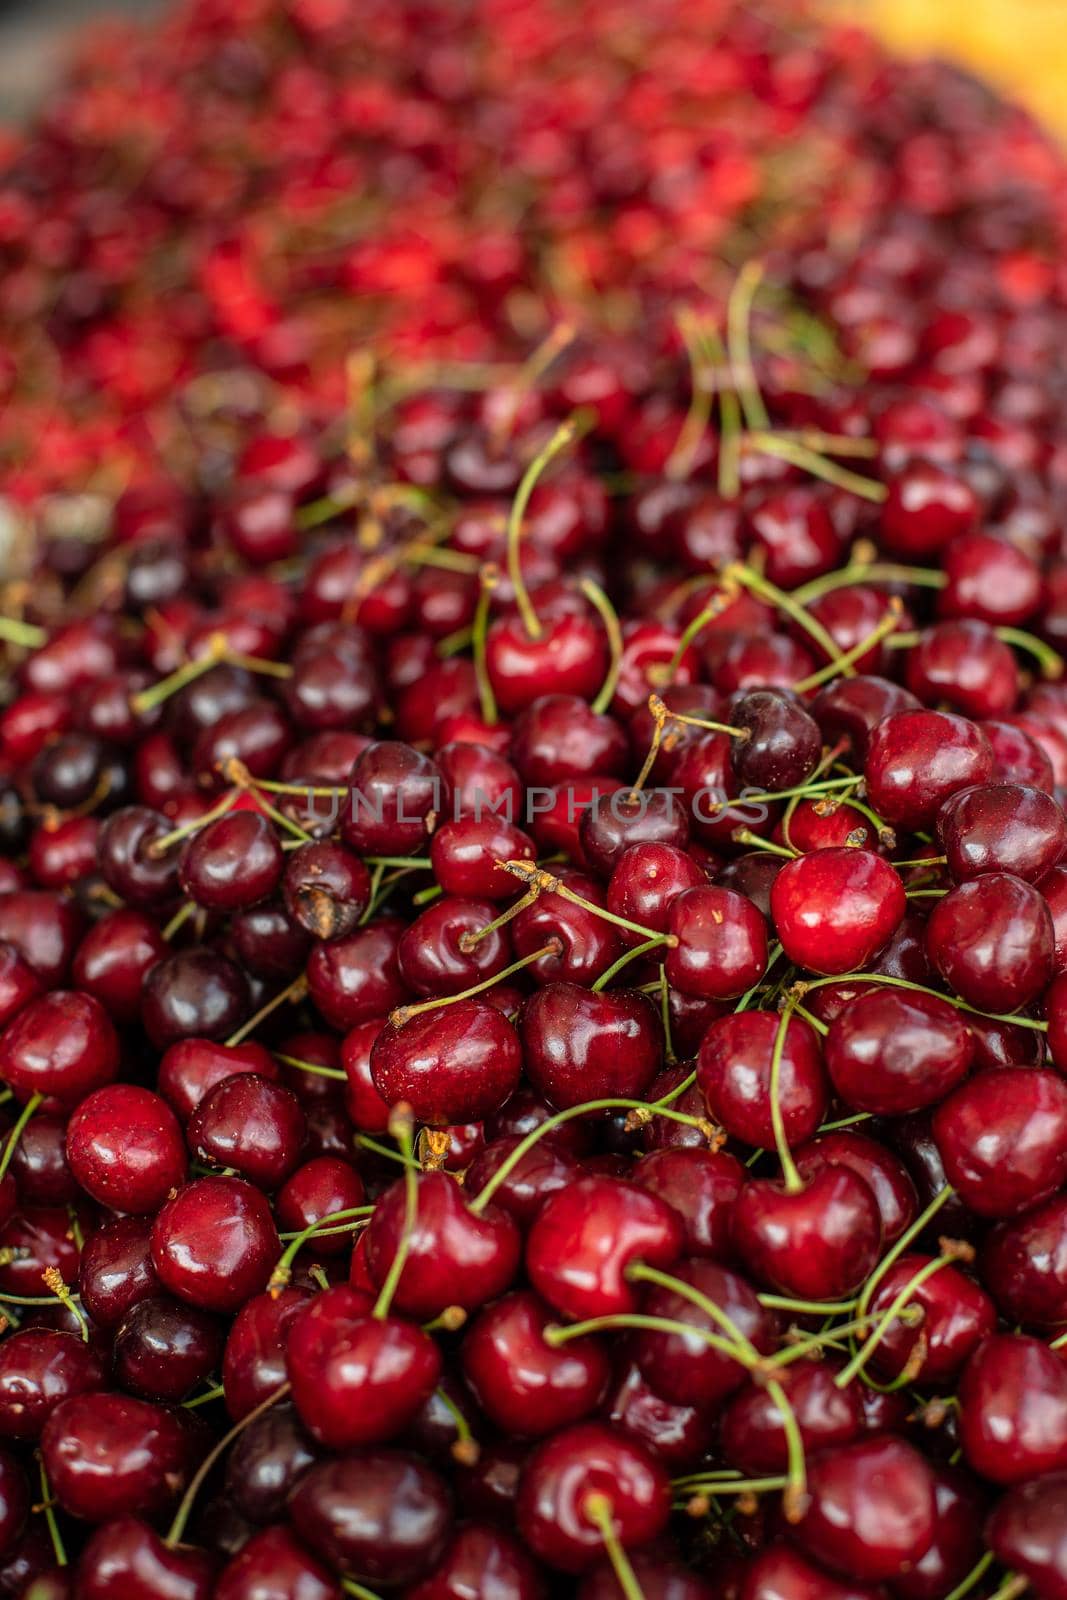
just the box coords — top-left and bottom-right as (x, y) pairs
(97, 807), (181, 909)
(407, 1521), (547, 1600)
(462, 1290), (611, 1438)
(579, 789), (690, 878)
(986, 1471), (1067, 1600)
(938, 782), (1067, 883)
(0, 990), (119, 1107)
(512, 868), (624, 982)
(791, 1435), (937, 1582)
(958, 1333), (1067, 1483)
(223, 1400), (319, 1523)
(364, 1170), (521, 1319)
(811, 676), (921, 764)
(526, 1176), (683, 1322)
(664, 886), (768, 1001)
(289, 1449), (452, 1588)
(933, 1067), (1067, 1217)
(825, 989), (974, 1116)
(188, 1074), (306, 1190)
(157, 1038), (279, 1122)
(510, 695), (626, 787)
(697, 1010), (827, 1150)
(866, 1251), (995, 1385)
(794, 1132), (918, 1245)
(214, 1525), (338, 1600)
(721, 1358), (863, 1475)
(770, 849), (906, 977)
(464, 1136), (580, 1230)
(151, 1176), (279, 1313)
(66, 1084), (186, 1213)
(733, 1165), (882, 1300)
(926, 871), (1054, 1011)
(141, 948), (249, 1049)
(605, 845), (705, 949)
(635, 1146), (746, 1260)
(76, 1515), (216, 1600)
(730, 689), (821, 793)
(520, 984), (661, 1109)
(222, 1288), (309, 1421)
(398, 897), (510, 996)
(0, 942), (42, 1033)
(0, 1328), (105, 1441)
(1040, 868), (1067, 977)
(79, 1218), (160, 1329)
(276, 1156), (365, 1256)
(486, 613), (608, 718)
(113, 1295), (224, 1402)
(6, 1111), (74, 1206)
(430, 815), (537, 901)
(516, 1421), (670, 1574)
(371, 1000), (523, 1126)
(71, 909), (167, 1028)
(341, 740), (447, 856)
(865, 710), (993, 833)
(306, 918), (408, 1029)
(742, 1544), (883, 1600)
(982, 1193), (1067, 1326)
(42, 1394), (192, 1522)
(632, 1258), (777, 1410)
(179, 811), (283, 912)
(286, 1284), (441, 1450)
(603, 1360), (714, 1472)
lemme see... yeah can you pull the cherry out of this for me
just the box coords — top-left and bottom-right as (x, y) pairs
(810, 677), (920, 765)
(516, 1421), (670, 1574)
(721, 1359), (863, 1476)
(906, 620), (1019, 720)
(464, 1136), (580, 1230)
(341, 740), (447, 855)
(579, 789), (691, 878)
(71, 909), (167, 1028)
(230, 903), (312, 982)
(113, 1295), (224, 1402)
(97, 807), (182, 908)
(66, 1084), (186, 1213)
(76, 1515), (216, 1600)
(340, 1018), (391, 1134)
(981, 1193), (1067, 1326)
(371, 999), (523, 1125)
(188, 1074), (306, 1190)
(526, 1175), (683, 1321)
(926, 871), (1054, 1011)
(665, 885), (768, 1001)
(306, 916), (408, 1029)
(487, 612), (608, 717)
(5, 1110), (74, 1205)
(407, 1521), (548, 1600)
(729, 690), (822, 795)
(286, 1283), (441, 1449)
(697, 1011), (828, 1150)
(363, 1170), (521, 1318)
(223, 1400), (318, 1524)
(222, 1289), (309, 1422)
(462, 1289), (610, 1438)
(0, 1452), (27, 1562)
(790, 1435), (936, 1582)
(151, 1175), (280, 1313)
(280, 840), (371, 940)
(1040, 868), (1067, 976)
(142, 949), (250, 1049)
(276, 1157), (365, 1255)
(603, 1360), (714, 1471)
(632, 1258), (777, 1408)
(771, 849), (906, 977)
(79, 1218), (161, 1329)
(933, 1067), (1067, 1216)
(881, 462), (978, 556)
(511, 868), (624, 982)
(177, 810), (283, 912)
(824, 988), (974, 1115)
(42, 1393), (192, 1522)
(986, 1471), (1067, 1600)
(289, 1449), (452, 1587)
(864, 710), (993, 833)
(431, 815), (538, 900)
(520, 984), (662, 1108)
(0, 1203), (84, 1297)
(0, 1328), (105, 1441)
(733, 1164), (882, 1300)
(436, 739), (524, 821)
(958, 1333), (1067, 1483)
(635, 1146), (746, 1260)
(512, 694), (628, 785)
(0, 989), (119, 1108)
(214, 1525), (337, 1600)
(794, 1132), (919, 1245)
(866, 1251), (995, 1384)
(158, 1038), (280, 1121)
(605, 845), (705, 951)
(398, 897), (510, 996)
(938, 781), (1067, 881)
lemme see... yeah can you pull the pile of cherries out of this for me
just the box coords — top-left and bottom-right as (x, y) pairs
(0, 0), (1066, 1597)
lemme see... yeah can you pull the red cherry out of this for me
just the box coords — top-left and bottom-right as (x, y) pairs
(188, 1074), (306, 1190)
(794, 1132), (919, 1245)
(771, 849), (905, 976)
(222, 1288), (309, 1421)
(113, 1295), (224, 1403)
(986, 1471), (1067, 1600)
(71, 910), (166, 1027)
(486, 613), (608, 716)
(363, 1170), (521, 1319)
(697, 1011), (827, 1150)
(938, 781), (1067, 882)
(631, 1258), (777, 1409)
(42, 1394), (192, 1523)
(958, 1333), (1067, 1483)
(721, 1358), (863, 1476)
(933, 1067), (1067, 1216)
(665, 885), (768, 1000)
(0, 990), (119, 1108)
(157, 1038), (280, 1121)
(151, 1176), (280, 1313)
(306, 917), (408, 1029)
(76, 1514), (216, 1600)
(462, 1290), (611, 1438)
(526, 1175), (683, 1321)
(214, 1525), (337, 1600)
(981, 1193), (1067, 1326)
(925, 872), (1054, 1011)
(520, 983), (662, 1108)
(406, 1521), (547, 1600)
(733, 1165), (882, 1300)
(289, 1449), (452, 1587)
(742, 1543), (883, 1600)
(0, 1329), (105, 1442)
(824, 988), (974, 1115)
(635, 1146), (746, 1261)
(464, 1136), (580, 1230)
(371, 1000), (523, 1125)
(179, 810), (283, 911)
(275, 1156), (365, 1255)
(67, 1084), (186, 1213)
(790, 1435), (937, 1582)
(864, 710), (993, 833)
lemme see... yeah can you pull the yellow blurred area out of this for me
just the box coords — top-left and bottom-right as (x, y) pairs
(844, 0), (1067, 137)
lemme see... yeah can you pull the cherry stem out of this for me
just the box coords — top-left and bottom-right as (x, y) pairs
(759, 1293), (857, 1315)
(703, 775), (856, 815)
(592, 938), (672, 993)
(732, 829), (797, 860)
(41, 1270), (88, 1342)
(491, 322), (575, 447)
(583, 1494), (648, 1600)
(983, 1579), (1028, 1600)
(355, 1134), (420, 1169)
(459, 887), (540, 951)
(581, 578), (624, 715)
(507, 418), (579, 640)
(161, 901), (196, 942)
(273, 1053), (346, 1083)
(499, 860), (677, 946)
(651, 584), (736, 688)
(166, 1381), (291, 1547)
(270, 1206), (375, 1288)
(1049, 1329), (1067, 1351)
(432, 1387), (480, 1464)
(768, 1003), (804, 1194)
(226, 972), (308, 1047)
(390, 942), (560, 1024)
(0, 617), (45, 649)
(472, 566), (500, 725)
(746, 433), (887, 502)
(791, 1000), (828, 1036)
(665, 308), (717, 483)
(855, 1183), (955, 1327)
(37, 1459), (66, 1567)
(659, 964), (675, 1063)
(372, 1107), (417, 1320)
(703, 323), (743, 500)
(793, 971), (1049, 1032)
(995, 625), (1064, 681)
(835, 1253), (952, 1389)
(791, 600), (904, 693)
(183, 1383), (226, 1409)
(468, 1096), (716, 1214)
(627, 1261), (761, 1362)
(792, 562), (946, 608)
(674, 1473), (789, 1496)
(629, 697), (671, 798)
(669, 710), (749, 739)
(765, 1375), (808, 1521)
(341, 1581), (387, 1600)
(544, 1312), (752, 1367)
(727, 261), (770, 431)
(0, 1094), (41, 1184)
(724, 562), (849, 670)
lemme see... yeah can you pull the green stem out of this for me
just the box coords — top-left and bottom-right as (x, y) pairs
(270, 1206), (375, 1288)
(627, 1261), (761, 1362)
(507, 419), (579, 640)
(183, 1383), (226, 1409)
(996, 626), (1063, 681)
(38, 1459), (66, 1567)
(273, 1052), (346, 1082)
(941, 1553), (995, 1600)
(769, 1005), (803, 1193)
(0, 617), (46, 649)
(746, 433), (887, 501)
(544, 1312), (753, 1367)
(581, 578), (624, 716)
(726, 562), (848, 670)
(791, 600), (903, 693)
(592, 938), (669, 993)
(795, 971), (1048, 1031)
(226, 972), (307, 1047)
(835, 1255), (950, 1388)
(166, 1382), (290, 1547)
(0, 1094), (42, 1184)
(372, 1112), (417, 1319)
(792, 562), (946, 608)
(665, 310), (716, 483)
(853, 1184), (955, 1327)
(391, 943), (560, 1023)
(471, 573), (499, 725)
(583, 1494), (648, 1600)
(727, 261), (770, 432)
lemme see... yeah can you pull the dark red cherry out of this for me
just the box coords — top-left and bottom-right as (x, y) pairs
(223, 1400), (319, 1524)
(436, 740), (523, 822)
(97, 807), (181, 909)
(151, 1176), (279, 1313)
(810, 677), (920, 765)
(113, 1295), (224, 1402)
(606, 845), (705, 947)
(986, 1471), (1067, 1600)
(516, 1422), (670, 1574)
(0, 891), (83, 988)
(79, 1218), (160, 1329)
(363, 1170), (521, 1318)
(42, 1394), (191, 1522)
(289, 1449), (452, 1588)
(790, 1435), (936, 1582)
(926, 872), (1054, 1011)
(665, 885), (768, 1001)
(179, 811), (283, 912)
(142, 948), (249, 1049)
(281, 840), (371, 940)
(512, 868), (623, 982)
(865, 710), (993, 833)
(635, 1146), (746, 1260)
(286, 1284), (441, 1449)
(697, 1010), (827, 1150)
(430, 815), (537, 901)
(825, 988), (974, 1115)
(76, 1514), (216, 1600)
(794, 1132), (918, 1245)
(306, 917), (408, 1029)
(863, 1252), (995, 1385)
(158, 1038), (279, 1121)
(958, 1333), (1067, 1483)
(890, 1467), (985, 1600)
(579, 789), (690, 878)
(881, 462), (978, 557)
(603, 1360), (714, 1472)
(464, 1136), (580, 1230)
(0, 942), (42, 1032)
(188, 1074), (306, 1190)
(526, 1175), (683, 1321)
(511, 694), (628, 786)
(632, 1257), (776, 1409)
(771, 849), (905, 976)
(0, 1328), (105, 1441)
(398, 897), (510, 996)
(984, 717), (1056, 791)
(1040, 868), (1067, 977)
(276, 1156), (365, 1255)
(71, 910), (166, 1027)
(486, 613), (608, 717)
(222, 1288), (309, 1421)
(214, 1525), (337, 1600)
(938, 782), (1067, 882)
(67, 1084), (186, 1213)
(720, 1358), (863, 1475)
(341, 740), (447, 856)
(4, 1111), (73, 1205)
(0, 1203), (84, 1297)
(0, 989), (119, 1108)
(230, 902), (311, 983)
(982, 1193), (1067, 1326)
(192, 701), (292, 787)
(462, 1289), (610, 1438)
(340, 1018), (390, 1134)
(733, 1165), (882, 1300)
(521, 984), (662, 1108)
(933, 1067), (1067, 1217)
(406, 1521), (547, 1600)
(371, 1000), (523, 1126)
(730, 690), (821, 794)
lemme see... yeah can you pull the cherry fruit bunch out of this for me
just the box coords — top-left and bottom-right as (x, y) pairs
(0, 1), (1065, 1599)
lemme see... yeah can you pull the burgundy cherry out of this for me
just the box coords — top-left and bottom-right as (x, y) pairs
(0, 1329), (105, 1441)
(607, 845), (705, 946)
(881, 462), (978, 557)
(222, 1288), (309, 1421)
(461, 1290), (611, 1437)
(938, 782), (1067, 882)
(526, 1176), (683, 1321)
(158, 1038), (279, 1121)
(864, 1253), (995, 1384)
(697, 1010), (828, 1150)
(151, 1176), (280, 1313)
(486, 613), (608, 718)
(811, 676), (920, 764)
(0, 990), (119, 1107)
(825, 989), (974, 1115)
(864, 710), (993, 833)
(79, 1218), (161, 1329)
(363, 1170), (521, 1318)
(282, 839), (371, 939)
(730, 689), (821, 793)
(289, 1449), (452, 1587)
(306, 917), (408, 1029)
(665, 886), (768, 1001)
(76, 1515), (216, 1600)
(464, 1136), (581, 1230)
(214, 1526), (337, 1600)
(579, 790), (690, 877)
(926, 872), (1054, 1011)
(632, 1259), (777, 1409)
(635, 1146), (746, 1260)
(742, 1544), (883, 1600)
(790, 1435), (937, 1582)
(933, 1067), (1067, 1216)
(398, 897), (510, 996)
(430, 815), (537, 901)
(67, 1084), (186, 1213)
(141, 949), (250, 1049)
(179, 810), (283, 911)
(516, 1421), (671, 1573)
(958, 1333), (1067, 1483)
(407, 1522), (547, 1600)
(604, 1361), (714, 1472)
(770, 849), (906, 976)
(794, 1132), (919, 1245)
(71, 909), (166, 1027)
(732, 1165), (882, 1300)
(520, 984), (662, 1108)
(986, 1471), (1067, 1600)
(720, 1358), (863, 1475)
(42, 1393), (192, 1522)
(341, 739), (447, 855)
(513, 869), (623, 981)
(981, 1193), (1067, 1326)
(113, 1295), (225, 1402)
(275, 1156), (365, 1255)
(371, 1000), (523, 1125)
(188, 1074), (306, 1190)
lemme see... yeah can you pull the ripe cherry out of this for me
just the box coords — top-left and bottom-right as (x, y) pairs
(933, 1067), (1067, 1216)
(864, 710), (993, 833)
(790, 1435), (936, 1582)
(986, 1471), (1067, 1600)
(289, 1449), (452, 1588)
(512, 868), (624, 982)
(464, 1136), (580, 1230)
(526, 1176), (683, 1322)
(462, 1290), (611, 1438)
(113, 1295), (224, 1402)
(188, 1074), (306, 1190)
(794, 1132), (919, 1244)
(631, 1258), (777, 1409)
(42, 1393), (192, 1522)
(938, 781), (1067, 882)
(179, 810), (283, 911)
(981, 1193), (1067, 1326)
(0, 1329), (105, 1441)
(158, 1038), (279, 1121)
(222, 1288), (309, 1422)
(214, 1525), (335, 1600)
(958, 1333), (1067, 1483)
(398, 897), (510, 996)
(0, 990), (119, 1108)
(771, 849), (906, 976)
(275, 1157), (365, 1255)
(76, 1516), (216, 1600)
(733, 1164), (882, 1300)
(406, 1522), (547, 1600)
(67, 1084), (186, 1212)
(363, 1170), (521, 1318)
(516, 1421), (670, 1573)
(151, 1176), (280, 1313)
(71, 909), (166, 1027)
(926, 871), (1054, 1011)
(341, 740), (447, 855)
(635, 1146), (746, 1260)
(520, 984), (662, 1108)
(730, 689), (821, 793)
(79, 1218), (160, 1330)
(305, 917), (408, 1029)
(720, 1359), (863, 1475)
(281, 840), (371, 940)
(697, 1010), (827, 1150)
(142, 949), (250, 1049)
(864, 1252), (995, 1384)
(825, 988), (974, 1115)
(371, 999), (523, 1125)
(665, 885), (768, 1001)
